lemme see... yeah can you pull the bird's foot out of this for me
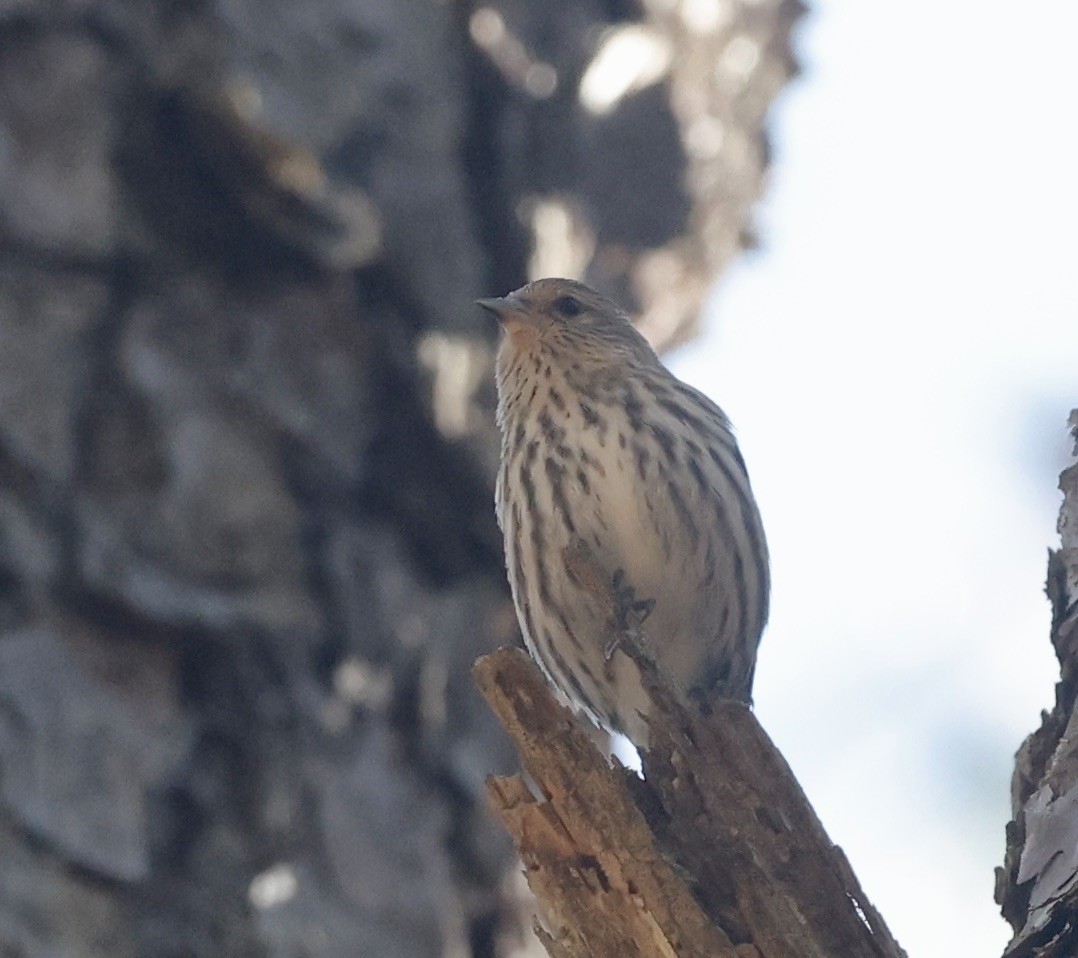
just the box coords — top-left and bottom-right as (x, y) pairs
(604, 569), (656, 661)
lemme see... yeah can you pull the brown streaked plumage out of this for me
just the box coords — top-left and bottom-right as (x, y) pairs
(480, 278), (769, 745)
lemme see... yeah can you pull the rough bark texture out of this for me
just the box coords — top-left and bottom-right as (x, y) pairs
(996, 410), (1078, 958)
(476, 647), (907, 958)
(0, 1), (800, 955)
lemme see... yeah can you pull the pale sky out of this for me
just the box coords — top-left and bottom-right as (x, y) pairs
(668, 3), (1078, 956)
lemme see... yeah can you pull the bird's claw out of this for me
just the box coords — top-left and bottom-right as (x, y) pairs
(604, 570), (655, 661)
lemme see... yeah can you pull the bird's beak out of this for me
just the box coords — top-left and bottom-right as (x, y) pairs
(477, 291), (545, 341)
(475, 295), (515, 321)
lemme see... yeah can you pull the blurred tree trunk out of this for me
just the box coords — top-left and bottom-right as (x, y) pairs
(996, 411), (1078, 958)
(0, 1), (800, 955)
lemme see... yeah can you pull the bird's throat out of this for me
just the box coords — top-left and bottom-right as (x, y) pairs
(502, 319), (543, 352)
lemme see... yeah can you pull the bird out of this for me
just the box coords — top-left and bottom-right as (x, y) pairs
(479, 277), (769, 746)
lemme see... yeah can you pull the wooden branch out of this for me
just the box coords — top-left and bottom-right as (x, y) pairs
(475, 647), (906, 958)
(996, 410), (1078, 957)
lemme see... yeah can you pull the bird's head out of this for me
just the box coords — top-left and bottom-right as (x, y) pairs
(478, 278), (655, 372)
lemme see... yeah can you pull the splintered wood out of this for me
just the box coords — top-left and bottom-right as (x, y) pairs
(474, 648), (906, 958)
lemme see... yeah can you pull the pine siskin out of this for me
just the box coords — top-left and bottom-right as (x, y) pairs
(480, 278), (769, 746)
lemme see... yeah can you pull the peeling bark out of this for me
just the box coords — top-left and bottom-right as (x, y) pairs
(996, 410), (1078, 958)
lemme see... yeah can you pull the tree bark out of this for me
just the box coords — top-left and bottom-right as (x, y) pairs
(995, 410), (1078, 958)
(475, 647), (907, 958)
(0, 1), (800, 955)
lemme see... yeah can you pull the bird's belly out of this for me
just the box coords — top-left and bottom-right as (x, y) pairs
(543, 435), (713, 689)
(500, 414), (734, 740)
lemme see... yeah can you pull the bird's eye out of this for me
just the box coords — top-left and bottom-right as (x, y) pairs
(553, 295), (583, 317)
